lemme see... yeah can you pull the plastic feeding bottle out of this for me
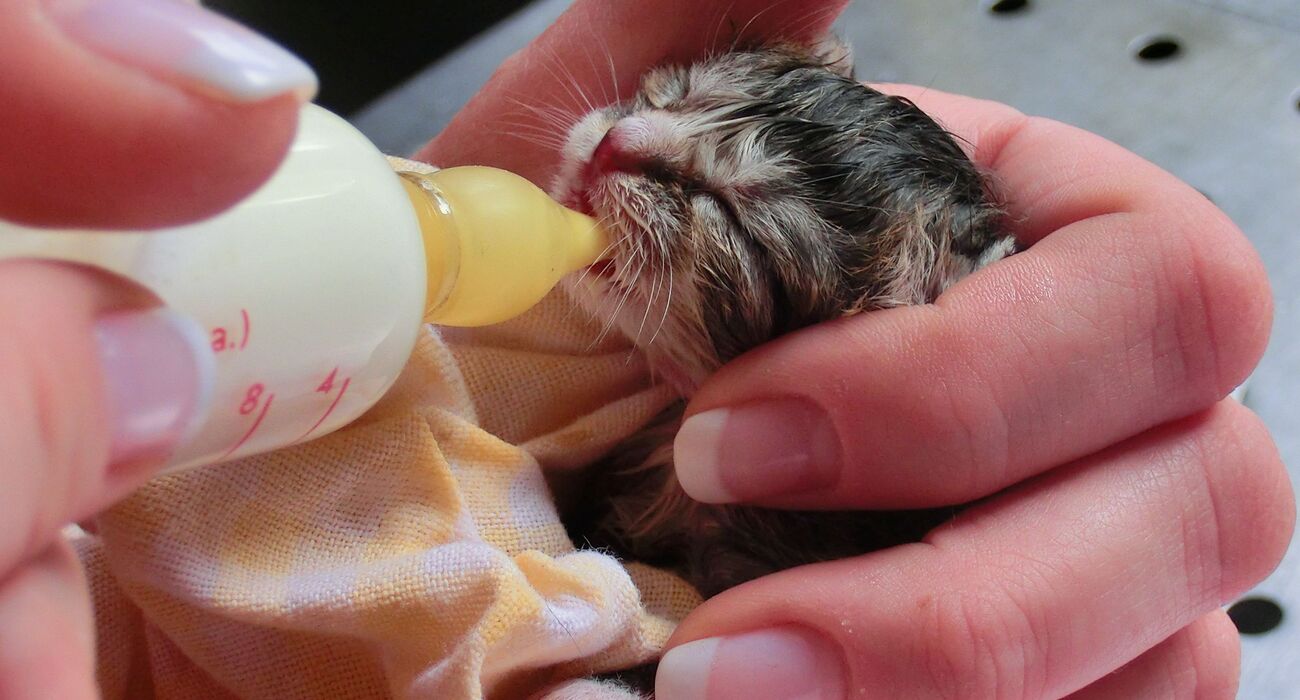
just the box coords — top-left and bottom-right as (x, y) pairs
(0, 104), (609, 471)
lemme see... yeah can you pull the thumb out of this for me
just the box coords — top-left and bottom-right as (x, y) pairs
(0, 0), (317, 229)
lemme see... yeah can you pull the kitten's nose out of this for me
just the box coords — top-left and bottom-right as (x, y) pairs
(588, 129), (648, 179)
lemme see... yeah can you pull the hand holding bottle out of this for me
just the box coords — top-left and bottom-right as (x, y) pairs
(0, 0), (315, 694)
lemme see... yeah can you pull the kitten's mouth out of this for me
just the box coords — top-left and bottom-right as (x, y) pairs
(586, 259), (616, 278)
(565, 190), (595, 217)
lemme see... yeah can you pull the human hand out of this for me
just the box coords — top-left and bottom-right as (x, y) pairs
(424, 2), (1291, 697)
(654, 88), (1295, 698)
(0, 0), (313, 695)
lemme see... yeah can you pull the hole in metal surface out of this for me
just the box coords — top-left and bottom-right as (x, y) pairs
(1228, 597), (1284, 635)
(1292, 87), (1300, 113)
(1131, 35), (1182, 61)
(985, 0), (1029, 14)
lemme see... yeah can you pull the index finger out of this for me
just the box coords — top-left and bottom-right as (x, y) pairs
(671, 86), (1272, 509)
(0, 0), (313, 228)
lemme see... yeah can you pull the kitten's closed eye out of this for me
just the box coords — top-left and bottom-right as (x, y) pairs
(641, 67), (689, 109)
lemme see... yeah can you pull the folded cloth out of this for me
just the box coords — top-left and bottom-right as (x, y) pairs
(74, 285), (703, 699)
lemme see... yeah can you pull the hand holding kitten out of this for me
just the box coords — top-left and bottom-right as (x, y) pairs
(426, 2), (1293, 699)
(659, 86), (1291, 699)
(0, 0), (1286, 698)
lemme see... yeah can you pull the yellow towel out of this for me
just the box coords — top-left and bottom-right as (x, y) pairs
(73, 286), (703, 699)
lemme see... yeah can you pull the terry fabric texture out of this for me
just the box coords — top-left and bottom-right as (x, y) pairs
(72, 285), (703, 699)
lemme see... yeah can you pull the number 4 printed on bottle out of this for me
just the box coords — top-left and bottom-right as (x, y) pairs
(317, 368), (338, 394)
(297, 367), (352, 443)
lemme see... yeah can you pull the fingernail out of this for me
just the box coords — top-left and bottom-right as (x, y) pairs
(48, 0), (318, 102)
(673, 398), (841, 503)
(94, 309), (214, 467)
(656, 627), (847, 700)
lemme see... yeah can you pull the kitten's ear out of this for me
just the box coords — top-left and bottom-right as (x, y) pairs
(810, 34), (855, 79)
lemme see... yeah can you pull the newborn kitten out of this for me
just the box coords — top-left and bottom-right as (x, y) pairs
(552, 41), (1016, 600)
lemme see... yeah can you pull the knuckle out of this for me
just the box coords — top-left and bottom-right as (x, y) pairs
(1192, 403), (1294, 595)
(0, 262), (107, 563)
(975, 108), (1033, 171)
(913, 582), (1046, 700)
(1151, 403), (1291, 614)
(920, 335), (1017, 498)
(1189, 615), (1241, 700)
(1135, 612), (1243, 700)
(1158, 207), (1271, 398)
(0, 269), (81, 470)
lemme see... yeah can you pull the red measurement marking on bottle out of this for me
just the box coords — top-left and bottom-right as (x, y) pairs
(210, 308), (252, 353)
(210, 327), (229, 353)
(316, 367), (338, 394)
(294, 376), (351, 443)
(239, 383), (265, 415)
(220, 391), (275, 460)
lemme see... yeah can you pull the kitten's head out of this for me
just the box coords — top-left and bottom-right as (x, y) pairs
(552, 42), (1011, 395)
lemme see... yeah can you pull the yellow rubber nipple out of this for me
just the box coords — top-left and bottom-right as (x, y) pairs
(396, 165), (609, 327)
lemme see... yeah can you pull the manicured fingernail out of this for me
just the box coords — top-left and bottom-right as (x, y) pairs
(656, 627), (847, 700)
(673, 398), (841, 503)
(49, 0), (318, 102)
(94, 309), (214, 467)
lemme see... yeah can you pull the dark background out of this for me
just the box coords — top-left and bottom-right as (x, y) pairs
(204, 0), (537, 115)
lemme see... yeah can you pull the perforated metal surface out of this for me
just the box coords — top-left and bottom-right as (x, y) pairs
(353, 1), (1300, 695)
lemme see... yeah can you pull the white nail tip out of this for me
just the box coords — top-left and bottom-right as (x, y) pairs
(53, 0), (319, 103)
(94, 308), (215, 464)
(673, 410), (737, 504)
(159, 309), (216, 446)
(656, 637), (720, 700)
